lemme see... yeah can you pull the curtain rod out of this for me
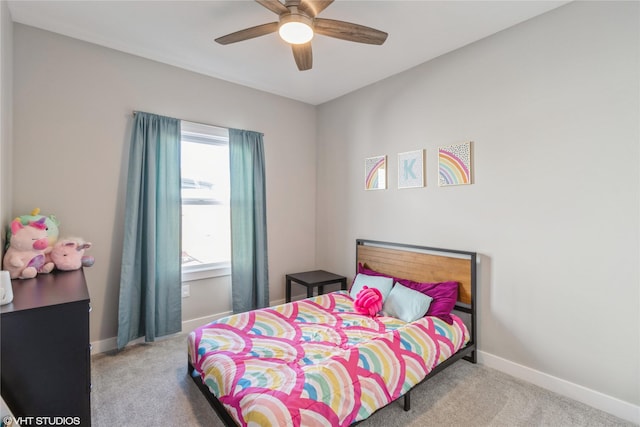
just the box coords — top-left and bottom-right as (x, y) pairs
(132, 110), (229, 131)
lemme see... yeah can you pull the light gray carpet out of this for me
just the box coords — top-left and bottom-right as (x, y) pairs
(91, 334), (634, 427)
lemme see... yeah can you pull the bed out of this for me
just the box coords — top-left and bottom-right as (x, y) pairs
(188, 239), (477, 426)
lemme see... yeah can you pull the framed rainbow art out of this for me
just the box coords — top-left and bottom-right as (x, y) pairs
(438, 142), (473, 186)
(365, 155), (387, 190)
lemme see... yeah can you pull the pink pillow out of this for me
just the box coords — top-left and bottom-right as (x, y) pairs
(357, 263), (458, 324)
(354, 286), (383, 317)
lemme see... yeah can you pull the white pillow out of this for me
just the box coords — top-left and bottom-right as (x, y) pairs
(349, 273), (393, 302)
(383, 282), (433, 323)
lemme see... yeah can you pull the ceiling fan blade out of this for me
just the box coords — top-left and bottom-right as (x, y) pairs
(256, 0), (289, 15)
(292, 42), (313, 71)
(298, 0), (334, 18)
(314, 18), (388, 45)
(215, 22), (279, 45)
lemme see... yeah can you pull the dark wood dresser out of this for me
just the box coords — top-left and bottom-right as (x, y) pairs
(1, 269), (91, 426)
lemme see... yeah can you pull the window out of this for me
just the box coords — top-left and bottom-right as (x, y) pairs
(181, 121), (230, 281)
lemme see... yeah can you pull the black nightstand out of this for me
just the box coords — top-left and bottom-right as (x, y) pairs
(285, 270), (347, 302)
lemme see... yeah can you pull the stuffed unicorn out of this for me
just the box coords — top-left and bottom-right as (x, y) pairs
(50, 238), (94, 271)
(2, 218), (55, 279)
(5, 208), (60, 267)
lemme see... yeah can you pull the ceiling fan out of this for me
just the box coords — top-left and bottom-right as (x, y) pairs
(215, 0), (388, 71)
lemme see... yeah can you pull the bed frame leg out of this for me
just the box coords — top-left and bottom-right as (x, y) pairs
(463, 349), (477, 364)
(404, 391), (411, 411)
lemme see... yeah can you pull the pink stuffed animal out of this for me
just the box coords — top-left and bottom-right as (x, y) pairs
(2, 218), (55, 279)
(50, 238), (94, 271)
(354, 285), (383, 317)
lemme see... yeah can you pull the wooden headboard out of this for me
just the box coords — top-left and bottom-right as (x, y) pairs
(355, 239), (476, 307)
(355, 238), (479, 377)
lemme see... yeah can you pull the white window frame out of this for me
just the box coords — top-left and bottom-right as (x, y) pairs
(181, 121), (231, 282)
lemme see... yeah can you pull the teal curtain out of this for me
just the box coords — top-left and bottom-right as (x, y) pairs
(117, 112), (182, 349)
(229, 128), (269, 313)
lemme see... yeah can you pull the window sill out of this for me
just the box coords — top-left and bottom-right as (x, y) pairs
(182, 264), (231, 282)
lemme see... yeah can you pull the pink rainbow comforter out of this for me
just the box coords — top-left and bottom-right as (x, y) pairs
(188, 290), (469, 426)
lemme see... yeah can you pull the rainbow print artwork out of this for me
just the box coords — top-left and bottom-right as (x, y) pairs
(365, 155), (386, 190)
(438, 142), (472, 186)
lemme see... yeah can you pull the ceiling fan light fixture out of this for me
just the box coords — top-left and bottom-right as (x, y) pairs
(216, 1), (388, 71)
(278, 14), (313, 44)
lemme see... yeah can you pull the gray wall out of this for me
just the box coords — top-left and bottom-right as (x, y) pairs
(316, 1), (639, 407)
(11, 24), (318, 344)
(0, 1), (13, 243)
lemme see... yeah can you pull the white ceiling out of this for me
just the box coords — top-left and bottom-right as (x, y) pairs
(7, 0), (570, 105)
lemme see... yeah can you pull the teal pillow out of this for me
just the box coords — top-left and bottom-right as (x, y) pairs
(383, 283), (433, 323)
(350, 273), (393, 302)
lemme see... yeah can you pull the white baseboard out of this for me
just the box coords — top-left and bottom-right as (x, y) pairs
(91, 311), (233, 355)
(91, 336), (119, 354)
(478, 351), (640, 424)
(270, 297), (286, 306)
(181, 311), (232, 332)
(91, 299), (294, 355)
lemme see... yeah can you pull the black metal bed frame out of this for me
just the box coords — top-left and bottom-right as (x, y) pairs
(188, 239), (478, 426)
